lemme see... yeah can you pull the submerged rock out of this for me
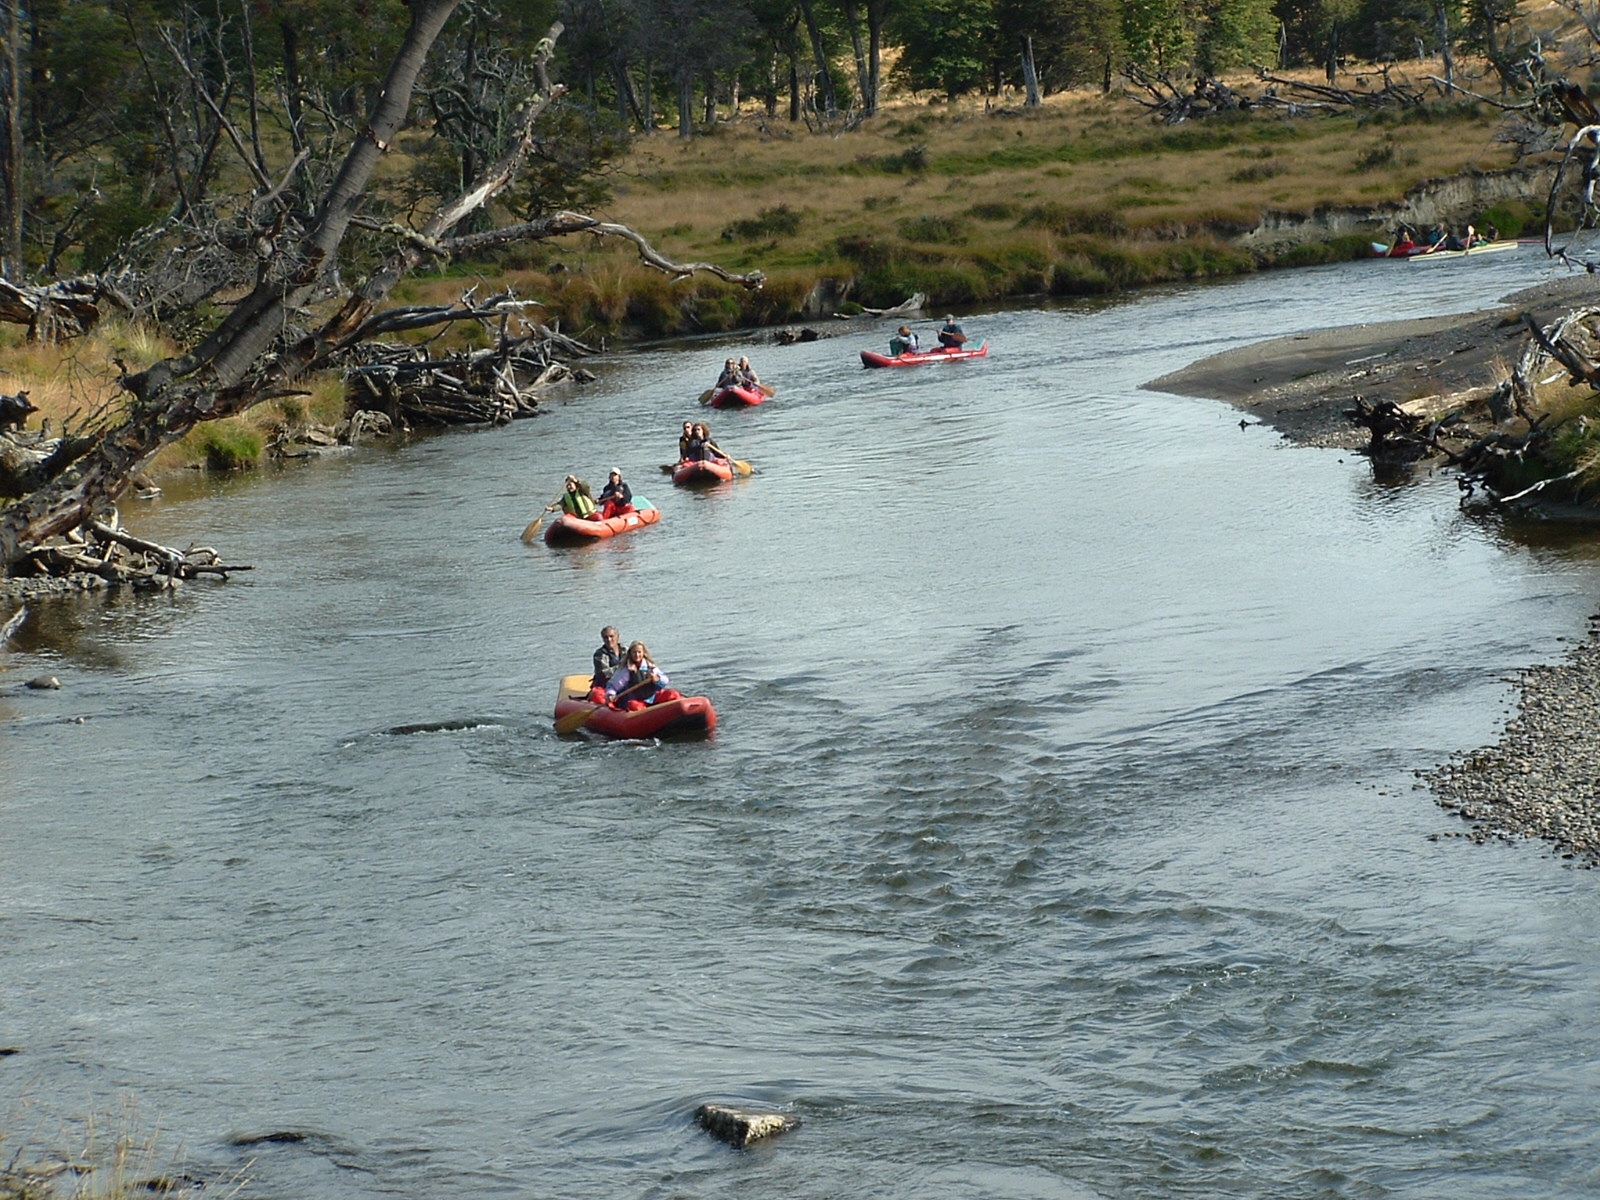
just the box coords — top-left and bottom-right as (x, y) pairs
(694, 1103), (800, 1148)
(25, 675), (59, 689)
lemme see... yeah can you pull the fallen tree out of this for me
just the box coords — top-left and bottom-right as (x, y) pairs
(0, 5), (761, 581)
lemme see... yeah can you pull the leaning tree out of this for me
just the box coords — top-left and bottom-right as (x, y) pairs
(0, 0), (761, 577)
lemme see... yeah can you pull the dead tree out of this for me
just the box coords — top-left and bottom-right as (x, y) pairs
(0, 7), (762, 578)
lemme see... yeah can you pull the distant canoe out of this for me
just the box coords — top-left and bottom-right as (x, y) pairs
(860, 342), (989, 368)
(544, 501), (660, 545)
(1373, 239), (1518, 261)
(709, 384), (766, 407)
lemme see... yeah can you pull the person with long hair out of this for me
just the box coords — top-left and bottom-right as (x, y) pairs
(604, 641), (681, 710)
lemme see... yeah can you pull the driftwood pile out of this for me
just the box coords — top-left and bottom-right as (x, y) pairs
(1348, 306), (1600, 509)
(1124, 64), (1426, 124)
(12, 513), (250, 591)
(341, 327), (596, 429)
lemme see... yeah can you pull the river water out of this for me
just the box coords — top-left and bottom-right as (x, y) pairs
(6, 248), (1600, 1199)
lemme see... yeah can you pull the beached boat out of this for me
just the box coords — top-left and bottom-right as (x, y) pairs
(543, 500), (660, 545)
(671, 457), (734, 485)
(552, 673), (717, 739)
(709, 384), (766, 407)
(860, 342), (989, 368)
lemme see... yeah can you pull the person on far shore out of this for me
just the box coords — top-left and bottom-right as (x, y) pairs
(589, 625), (625, 701)
(597, 468), (634, 519)
(605, 640), (681, 709)
(889, 324), (920, 356)
(937, 314), (967, 349)
(545, 474), (596, 519)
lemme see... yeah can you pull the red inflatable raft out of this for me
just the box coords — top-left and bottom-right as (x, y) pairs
(672, 457), (734, 485)
(543, 500), (660, 546)
(552, 673), (717, 739)
(709, 384), (766, 407)
(860, 341), (988, 368)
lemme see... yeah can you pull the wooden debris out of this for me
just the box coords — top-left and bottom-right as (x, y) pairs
(340, 318), (595, 430)
(10, 516), (251, 590)
(694, 1103), (801, 1148)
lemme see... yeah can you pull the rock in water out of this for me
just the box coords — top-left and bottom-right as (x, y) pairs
(694, 1103), (800, 1148)
(25, 675), (59, 690)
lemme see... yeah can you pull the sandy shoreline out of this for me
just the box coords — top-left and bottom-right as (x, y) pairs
(1150, 271), (1600, 867)
(1146, 273), (1600, 447)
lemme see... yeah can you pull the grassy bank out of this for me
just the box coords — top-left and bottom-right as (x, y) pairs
(0, 64), (1545, 476)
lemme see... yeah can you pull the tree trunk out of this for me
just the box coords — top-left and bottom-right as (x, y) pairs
(279, 18), (306, 154)
(788, 51), (800, 121)
(797, 0), (837, 117)
(0, 0), (22, 280)
(1021, 35), (1040, 107)
(841, 0), (870, 114)
(866, 0), (883, 116)
(678, 69), (693, 137)
(1437, 2), (1453, 91)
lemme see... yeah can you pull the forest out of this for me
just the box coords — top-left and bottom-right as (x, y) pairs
(0, 0), (1536, 283)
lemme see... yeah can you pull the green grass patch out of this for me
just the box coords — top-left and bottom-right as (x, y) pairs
(1271, 233), (1380, 267)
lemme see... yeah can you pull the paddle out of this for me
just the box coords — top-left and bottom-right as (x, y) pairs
(756, 382), (775, 397)
(699, 389), (714, 405)
(521, 516), (543, 542)
(554, 674), (658, 734)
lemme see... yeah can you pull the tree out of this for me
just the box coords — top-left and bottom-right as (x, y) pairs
(890, 0), (994, 99)
(0, 6), (762, 571)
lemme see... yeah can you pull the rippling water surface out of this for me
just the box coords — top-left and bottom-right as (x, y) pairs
(7, 249), (1600, 1198)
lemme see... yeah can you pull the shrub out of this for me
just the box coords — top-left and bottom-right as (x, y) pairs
(965, 201), (1018, 221)
(1016, 201), (1127, 237)
(721, 204), (803, 241)
(1273, 234), (1378, 268)
(197, 424), (262, 471)
(901, 214), (965, 243)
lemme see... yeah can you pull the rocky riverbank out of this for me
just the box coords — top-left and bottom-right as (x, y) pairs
(1151, 268), (1600, 867)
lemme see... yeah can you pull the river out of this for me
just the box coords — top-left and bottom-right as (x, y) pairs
(5, 247), (1600, 1199)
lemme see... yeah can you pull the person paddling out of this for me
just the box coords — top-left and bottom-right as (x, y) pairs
(692, 421), (729, 463)
(544, 474), (597, 519)
(605, 640), (681, 709)
(736, 356), (761, 387)
(678, 420), (697, 461)
(936, 314), (967, 349)
(597, 468), (634, 519)
(715, 358), (740, 388)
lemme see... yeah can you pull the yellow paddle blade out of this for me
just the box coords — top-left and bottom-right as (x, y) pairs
(699, 389), (714, 405)
(520, 517), (543, 542)
(757, 383), (775, 397)
(554, 705), (597, 735)
(733, 460), (754, 476)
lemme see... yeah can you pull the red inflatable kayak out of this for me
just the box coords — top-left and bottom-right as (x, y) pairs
(709, 384), (766, 407)
(552, 673), (717, 739)
(544, 501), (660, 545)
(672, 457), (734, 485)
(860, 342), (988, 368)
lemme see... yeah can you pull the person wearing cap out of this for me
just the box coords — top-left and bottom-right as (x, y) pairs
(889, 324), (919, 356)
(937, 314), (967, 349)
(544, 474), (597, 519)
(597, 467), (634, 519)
